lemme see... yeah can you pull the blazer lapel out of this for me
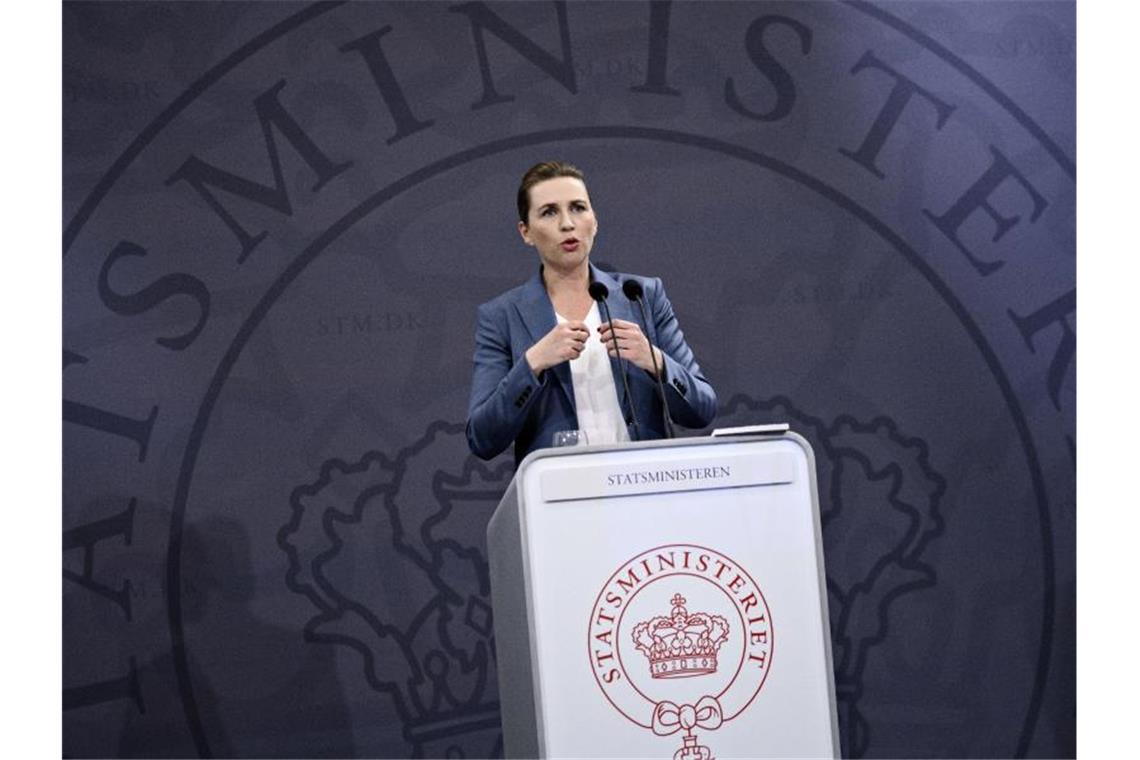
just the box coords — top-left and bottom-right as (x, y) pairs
(514, 269), (576, 413)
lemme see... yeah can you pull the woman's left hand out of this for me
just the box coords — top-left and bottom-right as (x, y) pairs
(597, 319), (664, 377)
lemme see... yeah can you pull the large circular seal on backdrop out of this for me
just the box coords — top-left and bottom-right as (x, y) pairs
(63, 2), (1073, 757)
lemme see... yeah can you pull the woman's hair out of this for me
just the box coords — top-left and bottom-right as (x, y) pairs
(516, 161), (586, 223)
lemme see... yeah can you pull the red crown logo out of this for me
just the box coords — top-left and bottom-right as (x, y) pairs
(632, 593), (730, 679)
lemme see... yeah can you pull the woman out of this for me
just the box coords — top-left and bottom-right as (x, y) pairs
(465, 161), (717, 466)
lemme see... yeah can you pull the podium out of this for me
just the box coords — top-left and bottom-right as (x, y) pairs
(487, 431), (839, 759)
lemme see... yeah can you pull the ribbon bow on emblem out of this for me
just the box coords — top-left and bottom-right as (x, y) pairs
(651, 696), (724, 736)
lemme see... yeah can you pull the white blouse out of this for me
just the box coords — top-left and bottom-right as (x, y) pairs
(555, 302), (632, 446)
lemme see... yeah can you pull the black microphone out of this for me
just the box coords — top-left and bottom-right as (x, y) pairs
(623, 279), (675, 439)
(589, 281), (642, 441)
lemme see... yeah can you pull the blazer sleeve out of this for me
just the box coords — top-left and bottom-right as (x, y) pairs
(465, 301), (547, 460)
(647, 278), (718, 429)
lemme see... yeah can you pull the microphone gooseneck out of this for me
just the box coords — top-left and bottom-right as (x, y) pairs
(589, 281), (642, 441)
(623, 279), (675, 439)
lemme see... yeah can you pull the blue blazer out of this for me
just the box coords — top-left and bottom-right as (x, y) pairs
(466, 264), (718, 466)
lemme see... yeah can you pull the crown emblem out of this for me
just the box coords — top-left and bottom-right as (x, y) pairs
(632, 593), (730, 678)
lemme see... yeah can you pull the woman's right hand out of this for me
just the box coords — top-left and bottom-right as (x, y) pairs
(525, 321), (590, 374)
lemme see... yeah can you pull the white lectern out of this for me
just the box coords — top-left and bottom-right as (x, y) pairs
(488, 431), (839, 759)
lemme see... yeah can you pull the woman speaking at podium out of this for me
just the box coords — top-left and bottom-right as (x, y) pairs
(466, 161), (717, 466)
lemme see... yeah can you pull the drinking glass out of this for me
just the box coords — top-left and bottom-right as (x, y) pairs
(552, 429), (589, 447)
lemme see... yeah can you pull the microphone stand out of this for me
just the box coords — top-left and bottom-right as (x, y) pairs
(590, 282), (642, 441)
(623, 279), (675, 439)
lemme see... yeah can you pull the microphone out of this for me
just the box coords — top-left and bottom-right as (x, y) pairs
(589, 281), (642, 441)
(623, 279), (675, 439)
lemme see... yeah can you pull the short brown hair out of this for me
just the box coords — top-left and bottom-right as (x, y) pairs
(517, 161), (586, 223)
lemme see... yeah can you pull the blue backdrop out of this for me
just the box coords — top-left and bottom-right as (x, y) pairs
(63, 2), (1075, 757)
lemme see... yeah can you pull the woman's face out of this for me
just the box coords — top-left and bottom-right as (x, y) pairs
(518, 176), (598, 273)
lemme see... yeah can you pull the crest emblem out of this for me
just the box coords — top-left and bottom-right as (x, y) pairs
(633, 593), (730, 679)
(589, 545), (772, 759)
(278, 421), (512, 757)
